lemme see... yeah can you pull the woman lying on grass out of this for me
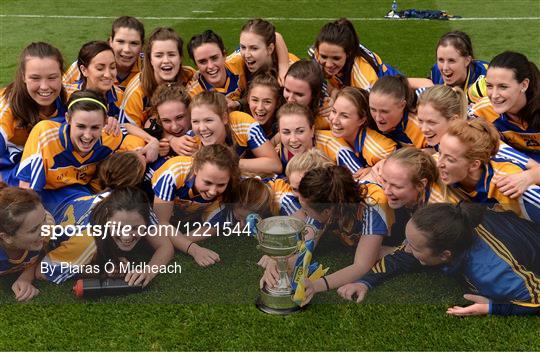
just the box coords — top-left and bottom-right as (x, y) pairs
(336, 202), (540, 316)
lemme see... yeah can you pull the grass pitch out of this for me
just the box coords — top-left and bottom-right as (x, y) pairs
(1, 0), (539, 350)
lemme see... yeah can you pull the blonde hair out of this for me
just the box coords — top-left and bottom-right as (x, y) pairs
(235, 177), (276, 217)
(285, 149), (333, 178)
(387, 147), (439, 189)
(446, 119), (500, 163)
(418, 85), (467, 120)
(276, 102), (314, 127)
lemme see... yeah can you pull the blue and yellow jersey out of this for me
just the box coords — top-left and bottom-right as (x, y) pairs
(188, 111), (269, 157)
(17, 121), (144, 191)
(187, 60), (247, 102)
(352, 127), (397, 167)
(310, 44), (398, 92)
(119, 66), (196, 127)
(266, 178), (301, 216)
(0, 94), (66, 184)
(430, 59), (488, 104)
(0, 247), (44, 276)
(380, 111), (428, 148)
(65, 82), (124, 119)
(276, 130), (363, 175)
(471, 97), (540, 163)
(358, 209), (540, 316)
(151, 155), (219, 218)
(431, 158), (539, 222)
(62, 56), (143, 91)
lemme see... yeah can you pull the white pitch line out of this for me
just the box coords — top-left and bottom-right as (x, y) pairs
(0, 14), (539, 21)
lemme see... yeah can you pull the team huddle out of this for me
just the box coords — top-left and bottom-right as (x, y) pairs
(0, 16), (539, 316)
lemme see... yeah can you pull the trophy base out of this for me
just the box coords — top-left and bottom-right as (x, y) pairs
(255, 287), (304, 315)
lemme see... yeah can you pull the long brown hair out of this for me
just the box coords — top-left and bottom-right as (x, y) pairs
(299, 165), (367, 234)
(141, 27), (185, 97)
(95, 151), (146, 190)
(0, 183), (42, 237)
(3, 42), (67, 130)
(241, 19), (278, 78)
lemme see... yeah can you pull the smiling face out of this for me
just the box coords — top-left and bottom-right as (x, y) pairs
(157, 100), (190, 137)
(239, 31), (274, 73)
(248, 85), (278, 126)
(109, 27), (143, 73)
(405, 220), (446, 266)
(317, 42), (347, 78)
(150, 40), (181, 84)
(194, 162), (231, 201)
(369, 92), (406, 133)
(436, 45), (472, 87)
(486, 67), (529, 116)
(193, 43), (227, 88)
(80, 50), (117, 94)
(417, 103), (454, 146)
(329, 95), (366, 143)
(190, 105), (227, 145)
(283, 76), (312, 106)
(279, 113), (314, 156)
(437, 134), (474, 185)
(2, 204), (48, 252)
(23, 57), (62, 111)
(69, 109), (106, 157)
(109, 209), (146, 252)
(382, 159), (423, 209)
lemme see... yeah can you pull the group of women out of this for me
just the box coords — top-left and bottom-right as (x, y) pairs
(0, 16), (539, 316)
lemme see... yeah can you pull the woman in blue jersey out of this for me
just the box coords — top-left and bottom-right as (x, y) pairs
(340, 202), (540, 316)
(299, 148), (439, 304)
(368, 75), (427, 149)
(187, 30), (246, 111)
(68, 40), (124, 120)
(310, 18), (399, 95)
(0, 183), (53, 301)
(261, 165), (392, 290)
(172, 91), (282, 175)
(0, 42), (67, 186)
(410, 31), (488, 104)
(246, 72), (282, 139)
(40, 186), (174, 287)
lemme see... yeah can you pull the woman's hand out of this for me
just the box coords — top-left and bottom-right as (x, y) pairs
(103, 116), (121, 136)
(337, 282), (369, 303)
(494, 170), (536, 199)
(169, 135), (199, 156)
(446, 294), (489, 316)
(11, 278), (40, 302)
(189, 243), (220, 267)
(259, 260), (280, 289)
(124, 269), (156, 287)
(159, 138), (171, 157)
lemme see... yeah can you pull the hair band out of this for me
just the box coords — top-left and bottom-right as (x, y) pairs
(68, 97), (107, 112)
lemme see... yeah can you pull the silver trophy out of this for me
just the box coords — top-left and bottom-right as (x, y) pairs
(247, 214), (310, 314)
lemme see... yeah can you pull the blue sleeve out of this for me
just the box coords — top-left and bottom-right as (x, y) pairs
(247, 123), (268, 151)
(522, 185), (540, 223)
(495, 143), (530, 169)
(489, 302), (540, 316)
(357, 246), (424, 288)
(336, 149), (363, 173)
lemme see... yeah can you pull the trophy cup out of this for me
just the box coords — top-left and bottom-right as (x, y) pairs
(247, 214), (308, 315)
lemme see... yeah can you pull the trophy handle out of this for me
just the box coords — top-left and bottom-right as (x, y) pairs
(246, 213), (262, 238)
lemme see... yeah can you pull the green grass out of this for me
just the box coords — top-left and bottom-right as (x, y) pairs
(1, 0), (540, 351)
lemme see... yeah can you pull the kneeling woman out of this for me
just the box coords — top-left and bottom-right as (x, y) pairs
(342, 203), (540, 316)
(39, 187), (173, 286)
